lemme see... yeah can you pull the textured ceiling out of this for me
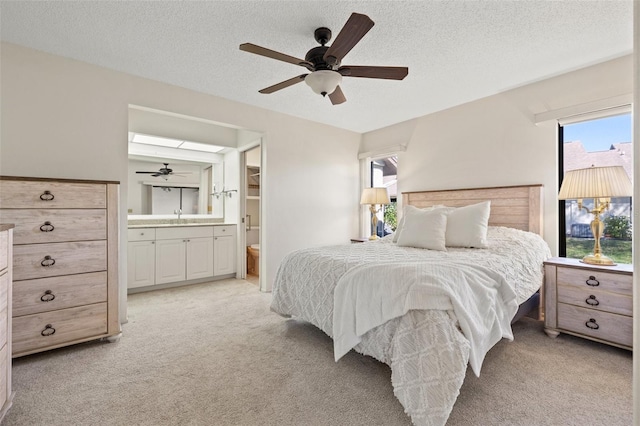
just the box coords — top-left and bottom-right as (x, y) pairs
(0, 1), (633, 133)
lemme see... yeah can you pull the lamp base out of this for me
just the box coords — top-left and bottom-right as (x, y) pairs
(581, 253), (616, 266)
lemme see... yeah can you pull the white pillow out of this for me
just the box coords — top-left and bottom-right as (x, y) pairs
(445, 201), (491, 248)
(396, 207), (447, 251)
(393, 204), (443, 243)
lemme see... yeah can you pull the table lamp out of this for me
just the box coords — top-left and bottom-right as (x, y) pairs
(558, 165), (632, 265)
(360, 187), (390, 240)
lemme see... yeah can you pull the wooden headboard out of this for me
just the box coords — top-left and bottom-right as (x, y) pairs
(402, 184), (543, 236)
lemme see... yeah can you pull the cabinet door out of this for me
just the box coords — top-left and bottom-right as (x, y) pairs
(127, 241), (155, 289)
(155, 239), (186, 284)
(186, 237), (214, 280)
(214, 235), (236, 276)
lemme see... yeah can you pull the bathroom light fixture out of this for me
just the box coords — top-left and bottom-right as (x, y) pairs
(304, 70), (342, 96)
(130, 133), (225, 153)
(360, 187), (390, 240)
(211, 186), (238, 199)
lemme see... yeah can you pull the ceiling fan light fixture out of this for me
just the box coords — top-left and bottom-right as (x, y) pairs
(305, 70), (342, 96)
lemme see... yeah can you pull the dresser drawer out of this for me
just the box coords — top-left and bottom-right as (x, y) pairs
(556, 266), (632, 296)
(13, 271), (107, 317)
(12, 303), (107, 355)
(0, 277), (7, 351)
(557, 283), (632, 317)
(0, 180), (106, 209)
(1, 209), (106, 245)
(557, 303), (632, 348)
(0, 231), (7, 272)
(13, 241), (107, 281)
(0, 345), (6, 409)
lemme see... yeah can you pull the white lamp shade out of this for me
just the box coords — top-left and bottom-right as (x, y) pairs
(360, 187), (391, 205)
(305, 70), (342, 96)
(558, 166), (632, 200)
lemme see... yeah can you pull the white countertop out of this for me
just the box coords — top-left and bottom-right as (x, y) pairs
(128, 222), (235, 229)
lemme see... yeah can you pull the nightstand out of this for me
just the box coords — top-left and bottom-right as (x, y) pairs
(544, 257), (632, 350)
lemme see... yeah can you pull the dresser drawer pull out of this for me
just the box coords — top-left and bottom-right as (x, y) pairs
(40, 255), (56, 267)
(585, 295), (600, 306)
(39, 190), (55, 201)
(40, 290), (55, 302)
(585, 276), (600, 287)
(41, 324), (56, 337)
(585, 318), (600, 330)
(39, 221), (55, 232)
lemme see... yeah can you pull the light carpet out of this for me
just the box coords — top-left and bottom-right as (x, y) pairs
(2, 279), (632, 425)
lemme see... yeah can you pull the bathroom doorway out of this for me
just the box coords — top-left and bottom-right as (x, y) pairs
(244, 145), (261, 286)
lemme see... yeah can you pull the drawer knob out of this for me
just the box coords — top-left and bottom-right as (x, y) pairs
(41, 324), (56, 337)
(585, 295), (600, 306)
(39, 190), (55, 201)
(40, 290), (55, 302)
(41, 255), (56, 267)
(585, 276), (600, 287)
(585, 318), (600, 330)
(39, 221), (55, 232)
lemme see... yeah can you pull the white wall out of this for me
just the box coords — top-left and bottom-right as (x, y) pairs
(362, 55), (633, 255)
(0, 42), (361, 317)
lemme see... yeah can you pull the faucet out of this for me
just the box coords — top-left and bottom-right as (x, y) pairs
(174, 209), (182, 220)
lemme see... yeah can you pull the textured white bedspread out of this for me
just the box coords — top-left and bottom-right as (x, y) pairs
(333, 260), (518, 376)
(271, 227), (551, 426)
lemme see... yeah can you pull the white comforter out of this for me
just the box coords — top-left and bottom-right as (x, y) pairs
(271, 227), (551, 426)
(333, 260), (518, 376)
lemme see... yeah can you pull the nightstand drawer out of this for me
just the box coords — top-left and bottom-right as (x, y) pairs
(557, 303), (632, 348)
(557, 266), (632, 296)
(557, 284), (632, 316)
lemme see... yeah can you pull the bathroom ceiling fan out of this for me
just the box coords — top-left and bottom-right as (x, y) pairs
(135, 163), (192, 179)
(239, 12), (408, 105)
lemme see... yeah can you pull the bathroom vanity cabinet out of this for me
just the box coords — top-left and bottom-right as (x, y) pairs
(127, 224), (236, 292)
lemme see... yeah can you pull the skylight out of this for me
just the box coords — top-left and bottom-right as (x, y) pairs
(130, 133), (224, 153)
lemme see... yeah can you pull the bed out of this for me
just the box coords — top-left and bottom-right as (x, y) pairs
(271, 185), (551, 426)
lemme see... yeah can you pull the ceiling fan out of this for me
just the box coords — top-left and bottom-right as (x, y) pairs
(135, 163), (192, 180)
(239, 12), (408, 105)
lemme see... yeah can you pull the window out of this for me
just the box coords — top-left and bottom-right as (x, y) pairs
(559, 112), (632, 264)
(370, 156), (397, 237)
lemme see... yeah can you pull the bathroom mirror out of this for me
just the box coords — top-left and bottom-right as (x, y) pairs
(127, 157), (225, 219)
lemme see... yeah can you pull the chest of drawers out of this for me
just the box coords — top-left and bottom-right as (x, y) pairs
(0, 177), (120, 357)
(0, 225), (14, 420)
(544, 257), (632, 350)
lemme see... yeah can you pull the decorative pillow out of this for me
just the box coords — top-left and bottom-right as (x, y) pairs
(444, 201), (491, 248)
(396, 207), (448, 251)
(393, 204), (444, 243)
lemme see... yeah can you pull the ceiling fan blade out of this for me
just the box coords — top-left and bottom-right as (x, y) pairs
(136, 171), (158, 174)
(329, 85), (346, 105)
(240, 43), (313, 69)
(259, 74), (307, 94)
(323, 13), (374, 65)
(339, 66), (408, 80)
